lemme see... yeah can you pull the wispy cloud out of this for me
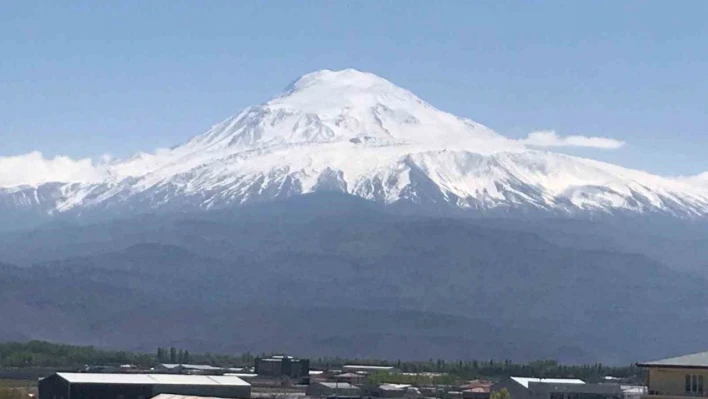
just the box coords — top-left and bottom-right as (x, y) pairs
(0, 151), (107, 187)
(521, 130), (625, 150)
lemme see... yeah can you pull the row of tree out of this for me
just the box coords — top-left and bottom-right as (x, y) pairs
(0, 341), (643, 383)
(156, 347), (190, 364)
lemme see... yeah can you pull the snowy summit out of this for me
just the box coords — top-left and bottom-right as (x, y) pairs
(3, 69), (708, 219)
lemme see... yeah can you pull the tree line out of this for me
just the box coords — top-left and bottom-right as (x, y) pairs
(0, 341), (643, 383)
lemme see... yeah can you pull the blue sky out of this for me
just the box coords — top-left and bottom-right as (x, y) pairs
(1, 1), (706, 176)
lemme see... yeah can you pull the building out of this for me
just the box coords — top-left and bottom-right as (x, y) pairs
(254, 356), (310, 380)
(491, 377), (622, 399)
(38, 373), (251, 399)
(306, 382), (361, 397)
(637, 350), (708, 399)
(336, 373), (366, 386)
(620, 386), (648, 399)
(378, 384), (412, 398)
(155, 365), (228, 375)
(462, 380), (493, 399)
(342, 365), (398, 374)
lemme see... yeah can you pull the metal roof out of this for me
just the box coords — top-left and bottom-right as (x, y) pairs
(54, 373), (250, 386)
(316, 382), (358, 389)
(637, 351), (708, 368)
(380, 384), (411, 391)
(510, 377), (585, 389)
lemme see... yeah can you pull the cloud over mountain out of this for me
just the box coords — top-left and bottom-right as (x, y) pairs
(522, 130), (626, 149)
(0, 151), (107, 187)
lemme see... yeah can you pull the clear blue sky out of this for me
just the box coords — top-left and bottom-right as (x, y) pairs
(1, 1), (706, 176)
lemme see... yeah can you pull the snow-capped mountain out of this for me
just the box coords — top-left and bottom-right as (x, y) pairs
(3, 68), (708, 221)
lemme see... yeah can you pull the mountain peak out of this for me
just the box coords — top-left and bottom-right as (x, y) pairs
(282, 69), (398, 95)
(187, 68), (507, 151)
(268, 68), (427, 115)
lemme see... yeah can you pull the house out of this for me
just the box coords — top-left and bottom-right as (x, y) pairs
(38, 373), (251, 399)
(306, 382), (361, 397)
(462, 380), (493, 399)
(463, 387), (491, 399)
(637, 350), (708, 398)
(491, 377), (622, 399)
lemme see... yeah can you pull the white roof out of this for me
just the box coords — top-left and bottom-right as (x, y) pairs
(511, 377), (585, 388)
(621, 386), (648, 394)
(223, 373), (258, 378)
(317, 382), (358, 389)
(55, 373), (250, 387)
(343, 365), (394, 370)
(380, 384), (411, 390)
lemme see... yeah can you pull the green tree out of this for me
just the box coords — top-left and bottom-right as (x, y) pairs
(170, 347), (177, 363)
(490, 389), (511, 399)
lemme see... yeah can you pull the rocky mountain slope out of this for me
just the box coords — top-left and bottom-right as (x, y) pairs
(2, 195), (708, 363)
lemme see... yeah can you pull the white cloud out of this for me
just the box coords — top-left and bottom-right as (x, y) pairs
(521, 130), (625, 150)
(0, 151), (107, 188)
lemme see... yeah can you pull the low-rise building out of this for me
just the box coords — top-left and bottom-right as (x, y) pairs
(342, 365), (398, 374)
(336, 373), (366, 386)
(306, 382), (361, 397)
(637, 350), (708, 399)
(620, 386), (648, 399)
(492, 377), (622, 399)
(156, 364), (228, 375)
(379, 384), (411, 398)
(38, 373), (251, 399)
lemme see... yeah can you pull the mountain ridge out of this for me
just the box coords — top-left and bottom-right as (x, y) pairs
(2, 69), (708, 223)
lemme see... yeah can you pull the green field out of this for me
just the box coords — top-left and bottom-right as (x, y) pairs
(0, 380), (34, 388)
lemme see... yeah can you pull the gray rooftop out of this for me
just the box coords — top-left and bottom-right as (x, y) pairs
(637, 351), (708, 368)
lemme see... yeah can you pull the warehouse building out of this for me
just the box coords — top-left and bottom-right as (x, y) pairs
(38, 373), (251, 399)
(306, 382), (361, 397)
(491, 377), (622, 399)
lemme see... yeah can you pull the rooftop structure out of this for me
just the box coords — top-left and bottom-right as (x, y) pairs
(493, 377), (621, 399)
(509, 378), (586, 389)
(306, 381), (361, 398)
(39, 373), (251, 399)
(342, 365), (398, 373)
(637, 351), (708, 369)
(158, 364), (226, 372)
